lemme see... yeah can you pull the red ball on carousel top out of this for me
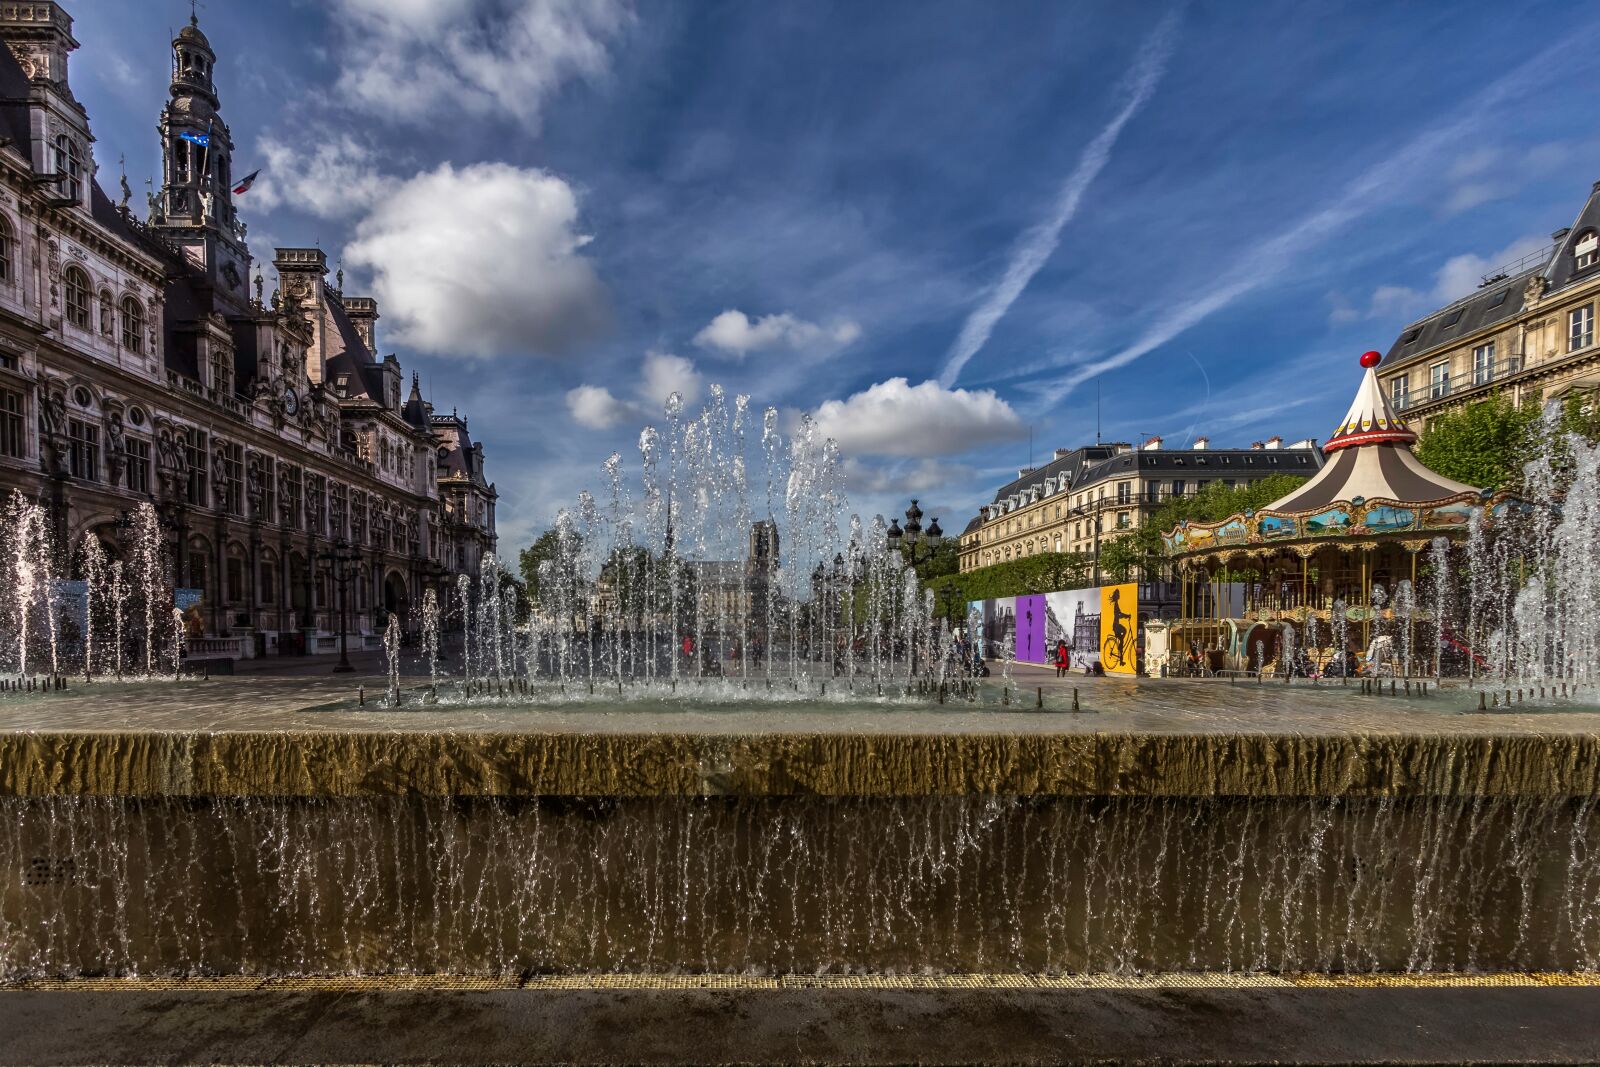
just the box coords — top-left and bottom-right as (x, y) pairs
(1359, 350), (1382, 368)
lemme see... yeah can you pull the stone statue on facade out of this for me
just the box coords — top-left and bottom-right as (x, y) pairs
(277, 468), (294, 525)
(156, 427), (188, 503)
(211, 445), (230, 510)
(245, 454), (265, 519)
(38, 385), (68, 477)
(103, 412), (128, 486)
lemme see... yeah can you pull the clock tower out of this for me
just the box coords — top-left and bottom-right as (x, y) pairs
(149, 14), (252, 310)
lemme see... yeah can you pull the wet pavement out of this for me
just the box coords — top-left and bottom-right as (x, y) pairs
(1, 981), (1597, 1065)
(0, 662), (1594, 737)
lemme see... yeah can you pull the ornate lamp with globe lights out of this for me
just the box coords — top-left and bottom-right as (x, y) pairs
(886, 499), (944, 567)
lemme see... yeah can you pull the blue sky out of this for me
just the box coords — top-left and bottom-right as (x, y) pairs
(64, 0), (1600, 548)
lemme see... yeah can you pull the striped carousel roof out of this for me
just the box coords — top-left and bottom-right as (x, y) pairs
(1264, 351), (1478, 513)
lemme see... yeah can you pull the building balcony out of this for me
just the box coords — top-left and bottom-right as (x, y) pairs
(1388, 349), (1597, 415)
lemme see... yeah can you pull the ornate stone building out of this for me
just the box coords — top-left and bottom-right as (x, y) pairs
(0, 4), (496, 657)
(1378, 180), (1600, 432)
(958, 436), (1322, 578)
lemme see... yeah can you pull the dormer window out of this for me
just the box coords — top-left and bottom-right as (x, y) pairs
(1577, 231), (1598, 271)
(52, 135), (82, 203)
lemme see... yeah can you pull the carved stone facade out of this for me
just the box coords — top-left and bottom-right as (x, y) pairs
(0, 4), (497, 656)
(1378, 179), (1600, 434)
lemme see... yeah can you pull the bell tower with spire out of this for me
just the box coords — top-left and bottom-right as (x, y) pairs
(150, 12), (251, 307)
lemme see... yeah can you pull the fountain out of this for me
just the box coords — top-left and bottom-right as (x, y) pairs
(1, 364), (1600, 983)
(0, 495), (183, 685)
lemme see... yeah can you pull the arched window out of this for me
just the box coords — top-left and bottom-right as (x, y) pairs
(52, 135), (82, 203)
(121, 297), (144, 353)
(98, 289), (114, 336)
(62, 267), (90, 329)
(0, 216), (13, 284)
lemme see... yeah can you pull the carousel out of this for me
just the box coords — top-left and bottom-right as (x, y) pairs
(1161, 350), (1523, 676)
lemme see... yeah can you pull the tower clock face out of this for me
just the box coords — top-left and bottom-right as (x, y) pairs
(282, 386), (299, 415)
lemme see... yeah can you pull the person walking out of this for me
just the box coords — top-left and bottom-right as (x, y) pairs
(1054, 639), (1070, 678)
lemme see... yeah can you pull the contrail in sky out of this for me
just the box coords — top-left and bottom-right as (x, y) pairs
(1028, 36), (1578, 411)
(936, 7), (1183, 389)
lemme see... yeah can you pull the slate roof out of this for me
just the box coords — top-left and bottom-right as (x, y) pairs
(401, 374), (431, 430)
(1384, 179), (1600, 371)
(1383, 266), (1540, 371)
(985, 445), (1121, 506)
(0, 43), (33, 155)
(962, 441), (1324, 535)
(322, 297), (384, 400)
(432, 413), (486, 485)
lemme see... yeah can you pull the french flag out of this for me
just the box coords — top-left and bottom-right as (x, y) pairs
(232, 169), (260, 196)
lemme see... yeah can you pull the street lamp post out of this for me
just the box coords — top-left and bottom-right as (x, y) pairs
(319, 539), (363, 673)
(885, 499), (943, 567)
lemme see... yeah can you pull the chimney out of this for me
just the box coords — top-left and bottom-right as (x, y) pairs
(1192, 436), (1210, 450)
(1553, 227), (1572, 243)
(1250, 441), (1265, 450)
(1265, 435), (1282, 450)
(1141, 435), (1162, 451)
(343, 296), (379, 352)
(1053, 448), (1073, 461)
(1290, 437), (1318, 451)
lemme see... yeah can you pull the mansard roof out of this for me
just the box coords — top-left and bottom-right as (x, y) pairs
(1383, 265), (1539, 369)
(1385, 179), (1600, 370)
(323, 296), (383, 400)
(985, 444), (1121, 506)
(432, 413), (490, 487)
(1543, 182), (1600, 292)
(402, 375), (431, 430)
(0, 42), (32, 154)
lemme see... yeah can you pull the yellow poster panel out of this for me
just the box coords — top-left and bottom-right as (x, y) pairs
(1098, 583), (1138, 675)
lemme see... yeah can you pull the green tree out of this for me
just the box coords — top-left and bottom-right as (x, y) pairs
(1414, 394), (1542, 491)
(1098, 533), (1144, 583)
(518, 527), (586, 612)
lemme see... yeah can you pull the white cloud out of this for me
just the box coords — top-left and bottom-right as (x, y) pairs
(565, 384), (634, 429)
(343, 161), (609, 358)
(693, 309), (861, 358)
(1443, 182), (1502, 215)
(328, 0), (630, 132)
(1330, 233), (1549, 326)
(1432, 233), (1550, 303)
(248, 134), (391, 219)
(936, 8), (1181, 388)
(640, 350), (701, 409)
(811, 378), (1025, 458)
(842, 456), (975, 496)
(565, 351), (705, 428)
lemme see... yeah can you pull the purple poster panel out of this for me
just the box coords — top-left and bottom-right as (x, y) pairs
(1015, 593), (1047, 664)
